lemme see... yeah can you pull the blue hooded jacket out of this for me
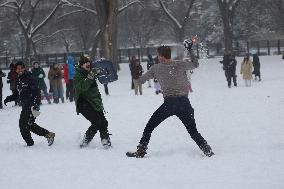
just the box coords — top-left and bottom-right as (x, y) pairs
(67, 56), (75, 80)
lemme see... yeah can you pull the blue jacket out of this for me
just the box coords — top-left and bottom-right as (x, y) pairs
(67, 56), (75, 80)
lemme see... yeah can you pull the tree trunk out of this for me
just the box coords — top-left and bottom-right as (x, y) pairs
(223, 17), (233, 52)
(24, 37), (32, 67)
(94, 0), (119, 70)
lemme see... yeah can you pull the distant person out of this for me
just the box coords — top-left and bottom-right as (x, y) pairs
(6, 63), (19, 105)
(220, 50), (237, 88)
(146, 54), (154, 87)
(31, 62), (51, 104)
(240, 53), (253, 87)
(126, 45), (214, 158)
(252, 53), (261, 81)
(153, 56), (162, 95)
(0, 68), (6, 109)
(66, 56), (75, 102)
(130, 56), (143, 95)
(48, 63), (64, 103)
(4, 61), (55, 146)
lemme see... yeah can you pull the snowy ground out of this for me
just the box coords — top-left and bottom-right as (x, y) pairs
(1, 55), (284, 189)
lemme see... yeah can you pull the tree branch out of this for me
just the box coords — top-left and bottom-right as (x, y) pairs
(31, 0), (64, 35)
(118, 0), (144, 14)
(62, 0), (97, 15)
(33, 28), (75, 43)
(159, 0), (182, 29)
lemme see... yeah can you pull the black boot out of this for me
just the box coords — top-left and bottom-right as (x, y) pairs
(126, 145), (147, 158)
(199, 143), (214, 157)
(100, 131), (112, 149)
(80, 126), (97, 148)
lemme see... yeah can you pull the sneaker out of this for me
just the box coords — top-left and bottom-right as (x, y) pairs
(126, 146), (147, 158)
(45, 132), (55, 146)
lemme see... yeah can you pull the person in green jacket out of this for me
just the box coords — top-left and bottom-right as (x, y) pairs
(74, 55), (111, 148)
(31, 62), (51, 104)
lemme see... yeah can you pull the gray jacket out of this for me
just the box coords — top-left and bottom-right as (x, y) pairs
(138, 51), (198, 98)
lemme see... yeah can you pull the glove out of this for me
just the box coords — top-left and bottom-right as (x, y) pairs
(31, 106), (40, 117)
(183, 39), (193, 51)
(38, 74), (43, 78)
(87, 71), (96, 80)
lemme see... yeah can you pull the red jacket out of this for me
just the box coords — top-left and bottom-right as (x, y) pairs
(63, 63), (69, 84)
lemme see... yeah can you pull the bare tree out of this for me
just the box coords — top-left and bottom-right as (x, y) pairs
(216, 0), (240, 52)
(0, 0), (66, 66)
(62, 0), (143, 69)
(158, 0), (195, 42)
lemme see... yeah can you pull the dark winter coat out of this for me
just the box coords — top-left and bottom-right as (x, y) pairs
(31, 67), (47, 89)
(5, 71), (41, 109)
(74, 67), (104, 113)
(252, 54), (260, 76)
(0, 69), (6, 88)
(7, 69), (17, 90)
(130, 61), (143, 79)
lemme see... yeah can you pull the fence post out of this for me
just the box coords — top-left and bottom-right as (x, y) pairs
(277, 40), (281, 55)
(235, 42), (239, 56)
(196, 44), (200, 59)
(247, 41), (250, 54)
(257, 41), (260, 55)
(267, 40), (270, 55)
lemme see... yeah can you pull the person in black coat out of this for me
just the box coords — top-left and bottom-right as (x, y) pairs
(252, 54), (261, 81)
(220, 51), (237, 88)
(4, 61), (55, 146)
(0, 68), (6, 109)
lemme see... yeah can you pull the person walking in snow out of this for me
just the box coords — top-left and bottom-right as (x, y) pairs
(48, 63), (64, 103)
(146, 54), (154, 88)
(153, 56), (162, 95)
(4, 61), (55, 146)
(130, 56), (143, 95)
(240, 53), (253, 87)
(31, 62), (51, 104)
(74, 55), (111, 149)
(252, 53), (261, 81)
(66, 56), (75, 102)
(6, 63), (19, 106)
(126, 45), (214, 158)
(220, 50), (237, 88)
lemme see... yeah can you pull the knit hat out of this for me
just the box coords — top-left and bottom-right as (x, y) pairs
(79, 55), (90, 66)
(15, 61), (25, 68)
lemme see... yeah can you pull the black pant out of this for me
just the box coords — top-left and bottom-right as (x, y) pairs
(225, 71), (237, 87)
(66, 80), (74, 101)
(139, 96), (208, 149)
(19, 108), (49, 145)
(77, 99), (109, 142)
(0, 87), (2, 107)
(104, 84), (109, 95)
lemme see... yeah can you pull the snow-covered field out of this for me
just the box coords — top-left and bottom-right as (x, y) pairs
(1, 55), (284, 189)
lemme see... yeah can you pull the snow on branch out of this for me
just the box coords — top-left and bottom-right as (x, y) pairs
(31, 0), (64, 35)
(57, 9), (86, 20)
(62, 0), (97, 15)
(159, 0), (182, 29)
(33, 28), (75, 43)
(0, 0), (17, 9)
(118, 0), (144, 14)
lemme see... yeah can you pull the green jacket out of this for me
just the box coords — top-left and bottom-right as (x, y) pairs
(31, 67), (47, 89)
(74, 67), (104, 113)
